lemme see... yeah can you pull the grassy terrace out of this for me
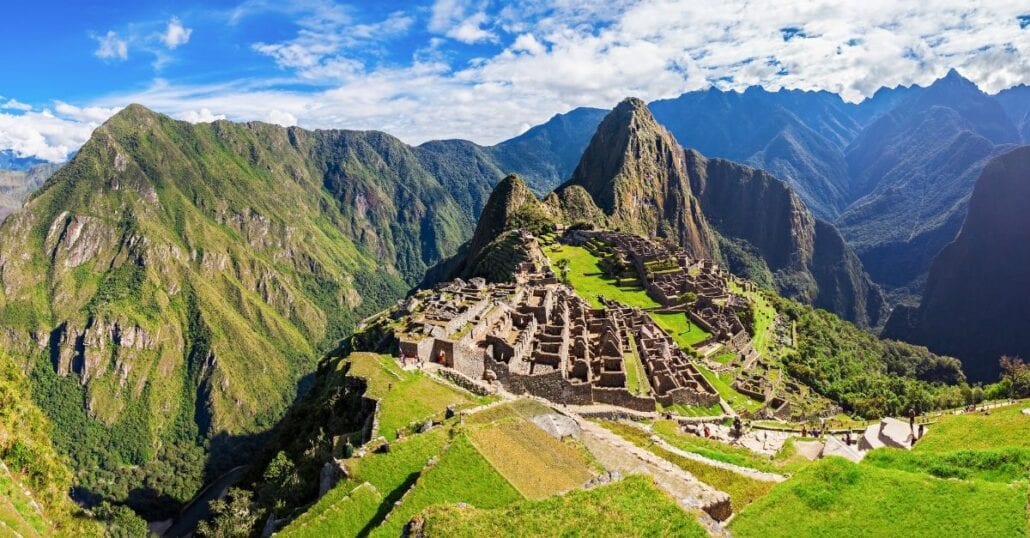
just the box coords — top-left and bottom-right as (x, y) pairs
(600, 421), (776, 513)
(466, 404), (596, 499)
(347, 352), (488, 441)
(696, 363), (763, 413)
(729, 457), (1029, 537)
(914, 403), (1030, 452)
(419, 474), (708, 537)
(623, 334), (652, 396)
(281, 428), (451, 537)
(650, 420), (809, 474)
(371, 434), (522, 537)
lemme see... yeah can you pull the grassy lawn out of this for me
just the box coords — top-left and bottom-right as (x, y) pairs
(282, 482), (384, 538)
(599, 421), (776, 512)
(864, 447), (1030, 483)
(695, 363), (763, 413)
(371, 434), (523, 537)
(545, 244), (656, 309)
(624, 334), (651, 396)
(651, 312), (712, 349)
(915, 404), (1030, 452)
(348, 352), (482, 441)
(467, 413), (595, 499)
(661, 402), (724, 417)
(280, 428), (450, 536)
(545, 244), (713, 349)
(729, 457), (1029, 538)
(712, 349), (736, 365)
(650, 420), (809, 474)
(419, 474), (708, 537)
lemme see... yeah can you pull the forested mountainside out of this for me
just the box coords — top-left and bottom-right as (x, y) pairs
(0, 103), (579, 518)
(884, 147), (1030, 381)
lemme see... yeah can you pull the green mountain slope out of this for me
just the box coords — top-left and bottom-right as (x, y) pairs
(0, 104), (535, 517)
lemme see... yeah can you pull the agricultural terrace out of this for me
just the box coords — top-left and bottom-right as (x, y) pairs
(465, 403), (597, 499)
(346, 353), (489, 440)
(729, 457), (1029, 537)
(914, 403), (1030, 452)
(599, 421), (777, 513)
(418, 475), (709, 538)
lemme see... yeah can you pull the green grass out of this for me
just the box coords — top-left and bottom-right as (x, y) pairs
(467, 413), (595, 499)
(545, 244), (656, 309)
(347, 353), (481, 441)
(712, 350), (736, 365)
(280, 428), (450, 536)
(661, 402), (724, 417)
(729, 457), (1029, 538)
(545, 244), (713, 349)
(650, 420), (809, 474)
(371, 434), (522, 537)
(282, 482), (384, 538)
(623, 335), (651, 396)
(914, 404), (1030, 453)
(651, 312), (712, 349)
(419, 474), (708, 537)
(864, 447), (1030, 483)
(598, 421), (775, 512)
(695, 364), (763, 413)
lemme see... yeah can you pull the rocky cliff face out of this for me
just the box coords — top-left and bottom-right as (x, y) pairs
(551, 98), (883, 327)
(685, 151), (885, 327)
(884, 146), (1030, 381)
(558, 97), (715, 258)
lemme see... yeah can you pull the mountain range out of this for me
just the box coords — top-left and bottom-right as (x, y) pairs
(884, 146), (1030, 381)
(461, 98), (885, 327)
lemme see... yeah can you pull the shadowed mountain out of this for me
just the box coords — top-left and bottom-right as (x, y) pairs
(884, 146), (1030, 381)
(838, 69), (1020, 298)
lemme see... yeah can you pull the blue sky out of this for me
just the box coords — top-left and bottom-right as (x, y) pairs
(1, 0), (1028, 161)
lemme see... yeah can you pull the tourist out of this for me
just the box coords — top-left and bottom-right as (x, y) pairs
(801, 425), (807, 437)
(908, 406), (916, 428)
(703, 423), (711, 438)
(918, 423), (925, 439)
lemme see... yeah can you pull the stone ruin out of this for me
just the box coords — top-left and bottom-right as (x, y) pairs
(389, 269), (718, 413)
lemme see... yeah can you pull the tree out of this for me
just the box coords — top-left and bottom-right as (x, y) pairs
(999, 356), (1030, 398)
(257, 451), (303, 515)
(197, 488), (259, 538)
(555, 258), (571, 284)
(96, 502), (149, 538)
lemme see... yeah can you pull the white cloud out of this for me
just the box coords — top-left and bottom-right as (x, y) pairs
(162, 17), (192, 49)
(94, 30), (128, 61)
(251, 3), (411, 80)
(1, 99), (33, 112)
(429, 0), (498, 43)
(8, 0), (1028, 162)
(449, 12), (496, 44)
(178, 108), (227, 123)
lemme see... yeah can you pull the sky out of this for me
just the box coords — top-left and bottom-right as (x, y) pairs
(0, 0), (1028, 162)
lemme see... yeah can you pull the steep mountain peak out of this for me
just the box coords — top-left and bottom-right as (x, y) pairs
(561, 96), (714, 256)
